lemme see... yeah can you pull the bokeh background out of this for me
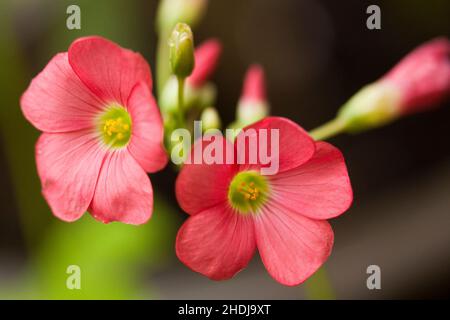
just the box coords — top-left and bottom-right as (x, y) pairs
(0, 0), (449, 299)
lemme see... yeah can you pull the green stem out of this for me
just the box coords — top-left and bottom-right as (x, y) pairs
(306, 117), (347, 300)
(176, 76), (186, 127)
(177, 76), (185, 111)
(309, 117), (347, 141)
(304, 267), (336, 300)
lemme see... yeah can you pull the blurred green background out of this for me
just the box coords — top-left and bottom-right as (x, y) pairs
(0, 0), (449, 299)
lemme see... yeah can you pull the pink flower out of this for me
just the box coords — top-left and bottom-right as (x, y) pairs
(188, 39), (222, 88)
(381, 37), (450, 115)
(175, 117), (353, 285)
(20, 36), (168, 224)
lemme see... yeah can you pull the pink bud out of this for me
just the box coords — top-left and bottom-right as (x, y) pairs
(381, 37), (450, 115)
(237, 65), (269, 126)
(188, 39), (222, 88)
(241, 64), (267, 102)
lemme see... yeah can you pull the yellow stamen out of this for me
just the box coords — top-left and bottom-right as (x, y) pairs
(238, 183), (260, 201)
(228, 171), (269, 214)
(103, 117), (130, 140)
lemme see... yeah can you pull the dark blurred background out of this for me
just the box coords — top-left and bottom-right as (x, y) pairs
(0, 0), (449, 299)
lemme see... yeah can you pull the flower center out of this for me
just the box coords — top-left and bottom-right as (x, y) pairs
(98, 104), (132, 148)
(228, 170), (269, 214)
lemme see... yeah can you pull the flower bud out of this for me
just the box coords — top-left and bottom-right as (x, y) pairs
(201, 107), (221, 131)
(236, 65), (270, 126)
(338, 38), (450, 133)
(169, 23), (195, 79)
(381, 37), (450, 115)
(157, 0), (207, 33)
(197, 83), (217, 108)
(188, 39), (222, 88)
(160, 76), (181, 114)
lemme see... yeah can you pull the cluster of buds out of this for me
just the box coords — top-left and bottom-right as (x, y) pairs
(160, 38), (221, 116)
(162, 23), (272, 139)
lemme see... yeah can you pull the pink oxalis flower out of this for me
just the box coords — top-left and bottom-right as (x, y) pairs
(175, 117), (353, 286)
(20, 36), (168, 224)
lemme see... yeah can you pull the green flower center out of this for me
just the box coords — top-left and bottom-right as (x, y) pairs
(98, 104), (132, 148)
(228, 171), (269, 214)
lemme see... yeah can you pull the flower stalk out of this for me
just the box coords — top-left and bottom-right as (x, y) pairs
(309, 117), (347, 141)
(167, 22), (195, 131)
(177, 76), (185, 119)
(156, 0), (207, 95)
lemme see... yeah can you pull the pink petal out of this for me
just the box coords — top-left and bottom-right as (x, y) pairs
(127, 82), (168, 173)
(21, 53), (103, 133)
(90, 150), (153, 225)
(176, 204), (256, 280)
(241, 64), (267, 102)
(236, 117), (315, 174)
(176, 135), (238, 215)
(36, 131), (107, 222)
(68, 36), (152, 106)
(188, 39), (222, 88)
(268, 141), (353, 220)
(255, 202), (334, 286)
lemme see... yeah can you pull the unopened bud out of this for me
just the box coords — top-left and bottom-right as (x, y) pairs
(236, 65), (269, 126)
(381, 37), (450, 115)
(201, 107), (221, 131)
(188, 39), (222, 88)
(337, 38), (450, 133)
(169, 23), (195, 79)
